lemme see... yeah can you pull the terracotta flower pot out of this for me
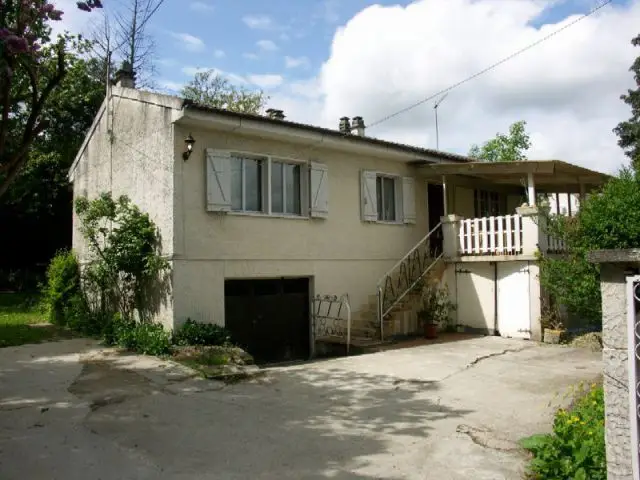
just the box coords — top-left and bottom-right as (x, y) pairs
(424, 323), (438, 339)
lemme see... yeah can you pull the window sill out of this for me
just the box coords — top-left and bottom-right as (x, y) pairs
(368, 220), (407, 226)
(227, 211), (310, 221)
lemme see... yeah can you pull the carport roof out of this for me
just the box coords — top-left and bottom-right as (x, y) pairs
(412, 159), (610, 192)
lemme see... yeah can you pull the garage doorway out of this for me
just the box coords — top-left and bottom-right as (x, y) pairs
(224, 278), (311, 364)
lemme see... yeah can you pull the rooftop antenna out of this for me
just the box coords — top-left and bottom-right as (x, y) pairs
(434, 93), (449, 150)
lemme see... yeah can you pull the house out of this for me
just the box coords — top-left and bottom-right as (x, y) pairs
(69, 65), (609, 362)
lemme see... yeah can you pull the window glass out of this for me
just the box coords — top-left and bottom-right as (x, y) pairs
(231, 159), (243, 211)
(285, 163), (301, 214)
(244, 158), (262, 211)
(376, 176), (383, 220)
(271, 161), (284, 213)
(383, 176), (396, 221)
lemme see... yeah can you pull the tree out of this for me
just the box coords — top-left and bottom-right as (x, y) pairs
(89, 0), (165, 88)
(469, 120), (531, 162)
(614, 34), (640, 171)
(0, 41), (105, 284)
(181, 70), (267, 114)
(0, 0), (102, 198)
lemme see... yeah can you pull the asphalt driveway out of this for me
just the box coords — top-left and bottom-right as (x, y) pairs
(0, 336), (601, 479)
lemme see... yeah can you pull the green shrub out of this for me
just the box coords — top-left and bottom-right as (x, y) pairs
(521, 383), (605, 480)
(106, 315), (172, 356)
(173, 319), (231, 346)
(42, 251), (81, 326)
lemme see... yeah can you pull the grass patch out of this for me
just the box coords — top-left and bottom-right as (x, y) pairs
(0, 292), (73, 348)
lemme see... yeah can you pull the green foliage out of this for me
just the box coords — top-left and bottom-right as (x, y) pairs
(75, 193), (169, 323)
(521, 383), (605, 479)
(614, 34), (640, 171)
(107, 315), (172, 356)
(0, 40), (105, 278)
(468, 120), (531, 162)
(42, 250), (81, 326)
(417, 281), (456, 327)
(540, 169), (640, 325)
(181, 70), (267, 114)
(173, 319), (232, 347)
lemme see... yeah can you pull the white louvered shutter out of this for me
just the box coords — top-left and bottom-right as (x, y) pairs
(205, 149), (232, 212)
(309, 162), (329, 218)
(361, 170), (378, 222)
(402, 177), (416, 224)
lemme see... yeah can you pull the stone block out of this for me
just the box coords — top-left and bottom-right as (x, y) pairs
(601, 265), (629, 351)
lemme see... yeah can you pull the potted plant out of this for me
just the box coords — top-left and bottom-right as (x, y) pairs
(541, 298), (566, 344)
(417, 281), (456, 339)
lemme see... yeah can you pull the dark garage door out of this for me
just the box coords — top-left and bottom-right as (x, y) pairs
(224, 278), (310, 364)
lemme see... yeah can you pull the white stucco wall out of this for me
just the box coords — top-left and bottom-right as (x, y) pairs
(70, 88), (181, 326)
(170, 124), (434, 327)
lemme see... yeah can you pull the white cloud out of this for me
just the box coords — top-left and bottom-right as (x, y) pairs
(273, 0), (640, 173)
(243, 14), (273, 30)
(182, 66), (248, 86)
(158, 80), (184, 92)
(189, 1), (214, 12)
(247, 74), (284, 89)
(213, 49), (226, 59)
(171, 32), (205, 52)
(243, 53), (259, 60)
(257, 39), (278, 52)
(285, 56), (310, 69)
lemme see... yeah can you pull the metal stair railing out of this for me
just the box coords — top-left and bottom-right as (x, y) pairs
(376, 222), (444, 341)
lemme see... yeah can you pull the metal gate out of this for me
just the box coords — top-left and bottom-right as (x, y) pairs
(312, 294), (351, 353)
(626, 275), (640, 479)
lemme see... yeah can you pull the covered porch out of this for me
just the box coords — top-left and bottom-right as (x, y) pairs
(415, 160), (610, 260)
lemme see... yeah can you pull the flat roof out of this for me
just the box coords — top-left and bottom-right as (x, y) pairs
(413, 159), (610, 191)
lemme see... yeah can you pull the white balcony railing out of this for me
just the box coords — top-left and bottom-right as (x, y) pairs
(458, 215), (523, 256)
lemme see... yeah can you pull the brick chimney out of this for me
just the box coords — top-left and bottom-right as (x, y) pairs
(114, 61), (136, 88)
(351, 116), (365, 136)
(266, 108), (285, 120)
(339, 117), (351, 134)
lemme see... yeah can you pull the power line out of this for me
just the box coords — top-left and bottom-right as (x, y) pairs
(367, 0), (614, 130)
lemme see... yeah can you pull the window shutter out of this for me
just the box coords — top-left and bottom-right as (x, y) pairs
(402, 177), (416, 224)
(205, 149), (232, 212)
(309, 162), (328, 218)
(361, 170), (378, 222)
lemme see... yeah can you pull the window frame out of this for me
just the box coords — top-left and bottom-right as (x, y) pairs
(376, 173), (398, 222)
(473, 189), (507, 217)
(228, 150), (308, 218)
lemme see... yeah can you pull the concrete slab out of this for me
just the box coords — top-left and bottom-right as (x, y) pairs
(0, 336), (602, 479)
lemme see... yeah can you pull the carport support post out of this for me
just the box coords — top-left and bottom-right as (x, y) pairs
(442, 175), (448, 215)
(527, 172), (536, 206)
(441, 214), (462, 259)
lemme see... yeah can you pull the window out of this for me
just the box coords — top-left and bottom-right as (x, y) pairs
(376, 175), (396, 221)
(271, 161), (301, 215)
(474, 189), (502, 217)
(231, 156), (264, 212)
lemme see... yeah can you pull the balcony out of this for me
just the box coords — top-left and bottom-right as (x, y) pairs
(442, 206), (567, 261)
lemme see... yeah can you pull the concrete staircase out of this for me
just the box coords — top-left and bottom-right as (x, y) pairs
(348, 255), (447, 347)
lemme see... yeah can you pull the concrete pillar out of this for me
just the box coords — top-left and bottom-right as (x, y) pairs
(527, 172), (536, 206)
(516, 205), (545, 256)
(600, 264), (634, 480)
(441, 214), (462, 259)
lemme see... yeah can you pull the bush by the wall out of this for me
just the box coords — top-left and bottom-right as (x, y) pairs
(521, 383), (605, 480)
(173, 319), (231, 347)
(42, 251), (82, 326)
(106, 315), (172, 356)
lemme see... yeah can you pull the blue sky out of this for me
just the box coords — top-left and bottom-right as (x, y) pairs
(94, 0), (631, 94)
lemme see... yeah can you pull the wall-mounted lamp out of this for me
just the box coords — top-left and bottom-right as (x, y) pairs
(183, 133), (196, 161)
